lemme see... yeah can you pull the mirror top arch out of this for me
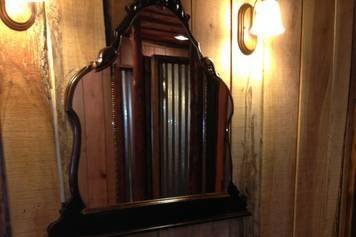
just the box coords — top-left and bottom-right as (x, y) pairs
(94, 0), (200, 72)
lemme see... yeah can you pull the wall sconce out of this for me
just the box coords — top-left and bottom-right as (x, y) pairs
(238, 0), (285, 55)
(0, 0), (44, 31)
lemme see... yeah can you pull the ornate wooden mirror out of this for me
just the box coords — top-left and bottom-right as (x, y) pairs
(48, 0), (248, 236)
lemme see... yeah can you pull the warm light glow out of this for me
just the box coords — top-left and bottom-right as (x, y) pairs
(5, 0), (31, 23)
(4, 0), (44, 24)
(15, 0), (45, 2)
(250, 0), (285, 37)
(174, 35), (189, 41)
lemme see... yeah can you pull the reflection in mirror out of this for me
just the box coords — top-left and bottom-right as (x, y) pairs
(73, 6), (233, 209)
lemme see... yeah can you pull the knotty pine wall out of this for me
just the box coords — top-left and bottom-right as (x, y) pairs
(0, 0), (354, 237)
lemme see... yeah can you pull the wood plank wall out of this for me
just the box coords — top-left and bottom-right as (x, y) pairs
(294, 0), (354, 236)
(338, 5), (356, 236)
(0, 126), (11, 237)
(0, 0), (354, 237)
(0, 4), (61, 237)
(45, 0), (108, 201)
(233, 0), (354, 237)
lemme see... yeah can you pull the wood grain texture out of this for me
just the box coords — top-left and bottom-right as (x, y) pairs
(106, 0), (133, 34)
(231, 0), (264, 235)
(72, 70), (117, 208)
(260, 0), (302, 236)
(228, 218), (244, 237)
(338, 101), (356, 237)
(46, 0), (107, 199)
(191, 0), (231, 86)
(102, 69), (118, 205)
(294, 0), (354, 236)
(338, 7), (356, 236)
(0, 5), (61, 237)
(0, 127), (11, 237)
(82, 72), (109, 207)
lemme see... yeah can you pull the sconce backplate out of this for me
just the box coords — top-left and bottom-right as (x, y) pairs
(238, 3), (257, 55)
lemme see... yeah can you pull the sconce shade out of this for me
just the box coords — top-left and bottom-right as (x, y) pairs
(250, 0), (285, 37)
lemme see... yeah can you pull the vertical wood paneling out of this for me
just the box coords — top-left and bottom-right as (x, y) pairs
(338, 100), (356, 237)
(107, 0), (133, 33)
(229, 218), (244, 237)
(338, 7), (356, 236)
(260, 0), (302, 236)
(192, 0), (231, 86)
(231, 0), (264, 235)
(0, 6), (61, 237)
(72, 71), (117, 208)
(294, 0), (354, 236)
(0, 128), (11, 236)
(46, 0), (107, 199)
(102, 69), (118, 205)
(82, 72), (109, 207)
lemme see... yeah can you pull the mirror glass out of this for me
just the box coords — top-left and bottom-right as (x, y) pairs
(72, 6), (233, 209)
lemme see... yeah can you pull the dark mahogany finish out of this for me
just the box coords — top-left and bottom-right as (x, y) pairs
(48, 0), (248, 236)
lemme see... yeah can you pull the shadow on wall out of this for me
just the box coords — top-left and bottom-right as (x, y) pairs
(0, 124), (12, 237)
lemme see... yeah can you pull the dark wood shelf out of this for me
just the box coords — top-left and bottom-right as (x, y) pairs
(48, 194), (248, 237)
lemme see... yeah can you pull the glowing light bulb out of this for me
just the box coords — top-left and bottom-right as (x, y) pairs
(5, 0), (31, 23)
(250, 0), (285, 37)
(18, 0), (45, 2)
(174, 35), (189, 41)
(5, 0), (45, 17)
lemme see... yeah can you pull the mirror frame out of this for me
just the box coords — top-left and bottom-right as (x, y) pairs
(48, 0), (248, 236)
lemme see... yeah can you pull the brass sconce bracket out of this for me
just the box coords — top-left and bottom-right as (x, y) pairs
(238, 3), (257, 55)
(0, 0), (36, 31)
